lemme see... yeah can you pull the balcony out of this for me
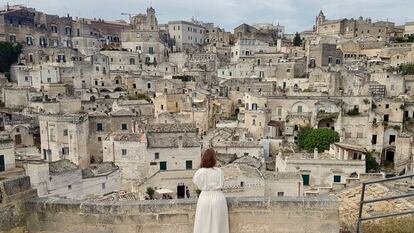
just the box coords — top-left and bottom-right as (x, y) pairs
(286, 111), (312, 121)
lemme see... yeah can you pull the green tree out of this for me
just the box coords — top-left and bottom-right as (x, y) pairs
(0, 42), (22, 77)
(293, 32), (302, 46)
(399, 64), (414, 75)
(365, 152), (380, 173)
(394, 35), (414, 43)
(298, 128), (339, 152)
(297, 126), (312, 149)
(146, 187), (155, 200)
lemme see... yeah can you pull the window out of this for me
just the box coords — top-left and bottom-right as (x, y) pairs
(26, 36), (33, 45)
(147, 83), (151, 89)
(57, 54), (66, 62)
(49, 128), (55, 142)
(302, 174), (310, 186)
(252, 119), (256, 125)
(98, 137), (102, 142)
(154, 153), (160, 160)
(161, 105), (164, 110)
(121, 149), (127, 156)
(297, 105), (303, 113)
(129, 58), (135, 65)
(277, 192), (284, 197)
(384, 114), (389, 122)
(68, 185), (72, 190)
(62, 147), (69, 155)
(385, 104), (389, 109)
(63, 129), (68, 136)
(333, 175), (341, 183)
(160, 161), (167, 171)
(186, 160), (193, 170)
(372, 135), (377, 145)
(9, 35), (16, 43)
(51, 25), (58, 33)
(240, 181), (244, 187)
(96, 123), (103, 131)
(149, 47), (154, 54)
(336, 59), (341, 65)
(389, 135), (396, 144)
(328, 57), (333, 64)
(121, 124), (128, 130)
(102, 183), (106, 189)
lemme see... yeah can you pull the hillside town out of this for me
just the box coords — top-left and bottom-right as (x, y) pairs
(1, 3), (414, 233)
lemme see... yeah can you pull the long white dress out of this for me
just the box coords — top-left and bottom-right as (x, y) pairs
(193, 167), (229, 233)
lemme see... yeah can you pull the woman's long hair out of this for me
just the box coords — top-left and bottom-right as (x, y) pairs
(200, 148), (217, 168)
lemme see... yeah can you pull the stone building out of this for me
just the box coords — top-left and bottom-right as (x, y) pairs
(308, 43), (343, 68)
(315, 10), (400, 42)
(277, 146), (366, 195)
(38, 113), (89, 168)
(88, 109), (142, 163)
(24, 159), (120, 199)
(168, 21), (205, 52)
(121, 7), (168, 66)
(0, 135), (15, 172)
(103, 123), (201, 190)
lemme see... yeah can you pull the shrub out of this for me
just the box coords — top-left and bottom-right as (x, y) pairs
(146, 187), (155, 199)
(298, 127), (340, 152)
(399, 64), (414, 75)
(366, 152), (380, 173)
(346, 108), (360, 116)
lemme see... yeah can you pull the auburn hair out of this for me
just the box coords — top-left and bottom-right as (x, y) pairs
(200, 148), (217, 168)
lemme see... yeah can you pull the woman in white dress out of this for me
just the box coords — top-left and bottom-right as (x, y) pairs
(193, 148), (229, 233)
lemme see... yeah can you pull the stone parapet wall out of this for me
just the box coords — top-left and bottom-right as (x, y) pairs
(0, 176), (37, 233)
(25, 196), (339, 233)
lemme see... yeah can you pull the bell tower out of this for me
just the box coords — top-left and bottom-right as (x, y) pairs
(315, 10), (326, 30)
(146, 7), (158, 30)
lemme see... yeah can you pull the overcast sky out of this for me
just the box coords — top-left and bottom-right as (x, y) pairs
(8, 0), (414, 33)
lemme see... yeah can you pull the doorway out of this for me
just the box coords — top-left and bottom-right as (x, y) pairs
(177, 183), (185, 199)
(385, 150), (395, 163)
(15, 134), (22, 145)
(0, 155), (5, 172)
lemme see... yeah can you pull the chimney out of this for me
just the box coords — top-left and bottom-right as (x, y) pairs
(313, 148), (318, 159)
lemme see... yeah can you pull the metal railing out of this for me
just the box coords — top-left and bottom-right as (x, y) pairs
(356, 173), (414, 233)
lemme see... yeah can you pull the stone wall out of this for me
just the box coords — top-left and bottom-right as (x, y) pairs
(25, 196), (339, 233)
(0, 176), (37, 233)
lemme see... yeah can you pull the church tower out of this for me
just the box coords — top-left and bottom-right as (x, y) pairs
(146, 7), (158, 30)
(315, 10), (326, 30)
